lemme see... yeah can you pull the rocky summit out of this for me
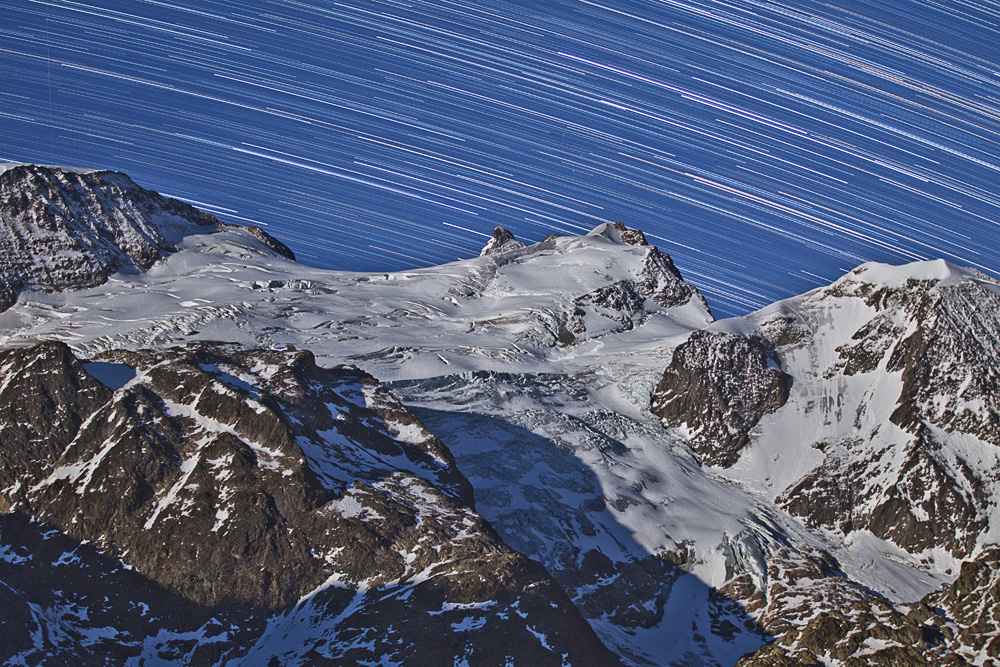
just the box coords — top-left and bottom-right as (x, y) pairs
(1, 166), (1000, 666)
(479, 225), (527, 256)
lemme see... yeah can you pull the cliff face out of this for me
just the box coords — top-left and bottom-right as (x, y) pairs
(651, 330), (790, 467)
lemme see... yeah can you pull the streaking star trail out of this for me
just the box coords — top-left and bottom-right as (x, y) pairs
(2, 0), (998, 317)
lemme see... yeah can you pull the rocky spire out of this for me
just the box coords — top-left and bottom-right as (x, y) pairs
(611, 221), (648, 246)
(479, 225), (526, 256)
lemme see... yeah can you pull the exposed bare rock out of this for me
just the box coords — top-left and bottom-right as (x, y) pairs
(572, 280), (648, 334)
(925, 545), (1000, 663)
(611, 221), (649, 246)
(886, 279), (1000, 447)
(737, 600), (969, 666)
(0, 512), (237, 665)
(651, 331), (790, 467)
(225, 222), (295, 260)
(566, 244), (709, 341)
(480, 225), (526, 256)
(637, 243), (708, 310)
(735, 545), (1000, 666)
(778, 426), (989, 558)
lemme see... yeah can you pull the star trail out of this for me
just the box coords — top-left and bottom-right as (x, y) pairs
(2, 0), (999, 317)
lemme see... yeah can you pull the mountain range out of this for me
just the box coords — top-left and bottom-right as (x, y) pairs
(1, 163), (998, 666)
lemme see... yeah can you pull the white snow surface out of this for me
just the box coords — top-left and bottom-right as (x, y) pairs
(848, 257), (986, 288)
(2, 218), (996, 665)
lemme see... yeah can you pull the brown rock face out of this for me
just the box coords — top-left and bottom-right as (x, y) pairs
(0, 341), (621, 666)
(651, 331), (790, 467)
(925, 546), (1000, 662)
(885, 280), (1000, 447)
(824, 275), (1000, 448)
(778, 426), (989, 558)
(611, 221), (649, 246)
(480, 225), (527, 256)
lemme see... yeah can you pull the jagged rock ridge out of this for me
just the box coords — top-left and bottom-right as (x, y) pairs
(559, 223), (710, 344)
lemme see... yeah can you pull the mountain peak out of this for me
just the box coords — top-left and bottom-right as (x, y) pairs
(1, 162), (102, 177)
(844, 258), (986, 289)
(479, 225), (526, 256)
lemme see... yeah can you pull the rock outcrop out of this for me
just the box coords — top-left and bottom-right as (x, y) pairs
(736, 545), (1000, 666)
(651, 331), (790, 467)
(480, 225), (527, 256)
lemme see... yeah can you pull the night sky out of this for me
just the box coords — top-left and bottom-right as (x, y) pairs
(2, 0), (999, 318)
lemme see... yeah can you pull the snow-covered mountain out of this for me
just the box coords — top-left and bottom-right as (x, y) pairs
(1, 166), (998, 666)
(710, 260), (1000, 565)
(0, 164), (293, 312)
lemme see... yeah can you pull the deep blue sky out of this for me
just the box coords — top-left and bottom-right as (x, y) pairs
(2, 0), (999, 318)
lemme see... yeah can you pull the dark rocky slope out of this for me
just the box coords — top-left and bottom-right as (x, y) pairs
(735, 546), (1000, 665)
(0, 341), (620, 666)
